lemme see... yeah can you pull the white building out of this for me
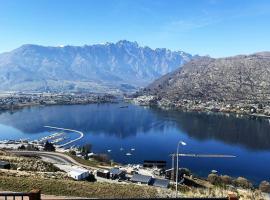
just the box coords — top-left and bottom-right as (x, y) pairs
(68, 167), (90, 180)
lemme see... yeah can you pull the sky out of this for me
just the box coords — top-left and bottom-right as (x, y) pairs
(0, 0), (270, 57)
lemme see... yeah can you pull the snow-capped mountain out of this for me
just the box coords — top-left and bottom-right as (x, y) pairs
(0, 40), (195, 93)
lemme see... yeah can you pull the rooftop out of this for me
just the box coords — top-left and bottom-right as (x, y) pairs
(151, 178), (170, 188)
(69, 167), (89, 176)
(109, 168), (124, 175)
(130, 174), (152, 184)
(0, 161), (10, 166)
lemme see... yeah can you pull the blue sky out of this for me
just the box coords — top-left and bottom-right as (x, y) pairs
(0, 0), (269, 57)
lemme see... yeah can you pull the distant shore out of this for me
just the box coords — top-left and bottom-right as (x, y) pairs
(0, 92), (118, 111)
(131, 95), (270, 120)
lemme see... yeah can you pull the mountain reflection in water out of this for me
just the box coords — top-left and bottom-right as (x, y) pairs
(0, 104), (269, 151)
(0, 103), (270, 184)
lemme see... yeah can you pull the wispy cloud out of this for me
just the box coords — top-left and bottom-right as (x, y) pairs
(162, 17), (217, 32)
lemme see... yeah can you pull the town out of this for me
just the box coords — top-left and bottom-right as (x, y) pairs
(0, 92), (117, 111)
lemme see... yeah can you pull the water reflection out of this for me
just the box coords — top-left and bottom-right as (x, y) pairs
(0, 104), (270, 151)
(152, 109), (270, 150)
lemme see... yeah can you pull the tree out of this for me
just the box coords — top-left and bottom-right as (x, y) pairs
(78, 143), (93, 159)
(44, 141), (55, 151)
(80, 143), (92, 155)
(18, 145), (26, 150)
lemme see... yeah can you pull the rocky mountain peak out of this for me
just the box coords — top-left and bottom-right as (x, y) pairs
(0, 40), (195, 93)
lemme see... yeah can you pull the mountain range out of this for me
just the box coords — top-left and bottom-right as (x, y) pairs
(0, 40), (194, 93)
(143, 52), (270, 102)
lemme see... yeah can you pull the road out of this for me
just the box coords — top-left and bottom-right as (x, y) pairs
(8, 150), (102, 171)
(8, 150), (127, 185)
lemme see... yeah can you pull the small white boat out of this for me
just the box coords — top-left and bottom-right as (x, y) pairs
(120, 147), (124, 151)
(107, 149), (112, 152)
(126, 153), (132, 156)
(131, 148), (135, 151)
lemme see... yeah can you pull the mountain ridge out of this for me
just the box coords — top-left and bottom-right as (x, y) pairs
(142, 51), (270, 102)
(0, 40), (195, 93)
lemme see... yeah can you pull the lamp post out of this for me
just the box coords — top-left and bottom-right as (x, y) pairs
(175, 140), (186, 198)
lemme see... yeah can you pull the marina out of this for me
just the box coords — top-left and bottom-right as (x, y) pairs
(39, 132), (65, 143)
(43, 126), (84, 148)
(0, 125), (85, 151)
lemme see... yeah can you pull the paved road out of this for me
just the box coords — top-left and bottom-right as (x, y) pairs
(8, 150), (102, 170)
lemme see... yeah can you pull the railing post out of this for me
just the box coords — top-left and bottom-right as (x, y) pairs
(228, 193), (238, 200)
(29, 189), (41, 200)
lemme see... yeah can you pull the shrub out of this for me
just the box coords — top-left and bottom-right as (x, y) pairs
(69, 150), (76, 155)
(44, 141), (55, 152)
(220, 175), (233, 185)
(207, 173), (222, 185)
(233, 177), (253, 189)
(179, 168), (191, 177)
(92, 154), (110, 163)
(25, 144), (39, 151)
(259, 180), (270, 193)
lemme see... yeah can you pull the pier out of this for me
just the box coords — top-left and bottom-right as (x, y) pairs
(44, 126), (84, 147)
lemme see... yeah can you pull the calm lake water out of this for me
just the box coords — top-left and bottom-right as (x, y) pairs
(0, 103), (269, 184)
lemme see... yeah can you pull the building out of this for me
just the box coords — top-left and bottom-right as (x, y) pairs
(109, 168), (126, 180)
(151, 178), (170, 188)
(96, 170), (110, 179)
(68, 167), (90, 180)
(130, 174), (152, 185)
(165, 168), (191, 181)
(0, 161), (10, 169)
(143, 160), (166, 169)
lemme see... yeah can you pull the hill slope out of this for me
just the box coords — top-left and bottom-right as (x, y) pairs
(144, 52), (270, 102)
(0, 40), (194, 93)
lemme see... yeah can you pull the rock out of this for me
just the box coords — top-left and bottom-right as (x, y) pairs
(259, 180), (270, 193)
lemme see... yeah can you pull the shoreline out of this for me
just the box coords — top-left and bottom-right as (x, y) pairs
(0, 93), (118, 112)
(2, 92), (269, 121)
(130, 95), (270, 120)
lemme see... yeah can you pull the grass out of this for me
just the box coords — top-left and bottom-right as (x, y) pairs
(0, 155), (59, 172)
(0, 175), (158, 198)
(64, 152), (119, 168)
(64, 152), (103, 167)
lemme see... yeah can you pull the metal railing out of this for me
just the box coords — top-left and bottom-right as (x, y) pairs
(0, 190), (40, 200)
(0, 190), (238, 200)
(43, 198), (233, 200)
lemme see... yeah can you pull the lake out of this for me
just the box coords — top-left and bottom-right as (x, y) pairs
(0, 103), (269, 184)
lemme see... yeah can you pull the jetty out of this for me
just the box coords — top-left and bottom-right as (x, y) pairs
(44, 126), (84, 147)
(39, 132), (65, 142)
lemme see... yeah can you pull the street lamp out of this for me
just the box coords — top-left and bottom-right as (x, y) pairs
(175, 140), (186, 197)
